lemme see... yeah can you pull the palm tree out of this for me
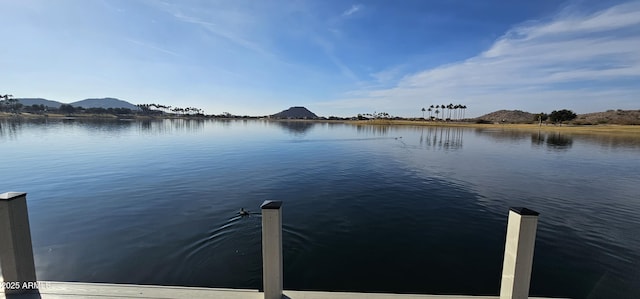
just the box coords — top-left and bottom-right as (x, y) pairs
(435, 109), (440, 120)
(421, 107), (426, 119)
(427, 108), (432, 119)
(451, 104), (457, 120)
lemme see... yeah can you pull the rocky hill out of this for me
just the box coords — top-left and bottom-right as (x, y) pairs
(70, 98), (140, 110)
(573, 109), (640, 125)
(17, 98), (63, 108)
(476, 109), (640, 125)
(475, 110), (536, 123)
(271, 106), (318, 119)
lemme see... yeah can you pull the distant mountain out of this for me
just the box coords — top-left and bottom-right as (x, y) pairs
(476, 110), (536, 123)
(476, 109), (640, 125)
(574, 109), (640, 125)
(16, 98), (63, 108)
(271, 106), (318, 119)
(70, 98), (140, 110)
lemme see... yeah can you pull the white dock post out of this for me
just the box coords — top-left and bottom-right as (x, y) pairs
(261, 200), (283, 299)
(0, 192), (37, 294)
(500, 207), (539, 299)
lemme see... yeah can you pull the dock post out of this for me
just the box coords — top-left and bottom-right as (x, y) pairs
(500, 207), (539, 299)
(0, 192), (37, 294)
(261, 200), (283, 299)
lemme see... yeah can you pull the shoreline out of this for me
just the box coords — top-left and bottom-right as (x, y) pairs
(348, 119), (640, 135)
(2, 112), (638, 135)
(268, 118), (640, 135)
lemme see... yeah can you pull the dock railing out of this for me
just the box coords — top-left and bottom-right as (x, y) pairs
(0, 192), (37, 295)
(1, 192), (540, 299)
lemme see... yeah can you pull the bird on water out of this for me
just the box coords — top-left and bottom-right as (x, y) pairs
(239, 208), (250, 216)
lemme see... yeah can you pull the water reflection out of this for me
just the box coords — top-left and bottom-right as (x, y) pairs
(67, 118), (134, 134)
(473, 128), (640, 153)
(1, 118), (208, 140)
(355, 124), (391, 136)
(474, 128), (529, 143)
(531, 131), (573, 151)
(419, 127), (464, 150)
(0, 119), (22, 141)
(273, 121), (315, 135)
(136, 119), (205, 135)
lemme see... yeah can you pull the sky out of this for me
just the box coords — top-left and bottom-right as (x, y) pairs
(1, 0), (639, 117)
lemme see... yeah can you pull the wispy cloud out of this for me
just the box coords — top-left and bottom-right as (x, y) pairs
(125, 38), (182, 57)
(323, 2), (640, 117)
(150, 2), (275, 59)
(342, 4), (363, 17)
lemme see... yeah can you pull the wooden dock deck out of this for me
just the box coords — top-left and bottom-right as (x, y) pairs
(0, 281), (561, 299)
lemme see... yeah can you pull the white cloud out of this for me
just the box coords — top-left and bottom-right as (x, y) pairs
(342, 4), (363, 17)
(324, 2), (640, 117)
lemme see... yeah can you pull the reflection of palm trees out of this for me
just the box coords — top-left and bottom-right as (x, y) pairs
(420, 127), (464, 150)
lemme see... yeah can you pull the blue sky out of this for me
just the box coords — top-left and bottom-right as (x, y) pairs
(1, 0), (638, 117)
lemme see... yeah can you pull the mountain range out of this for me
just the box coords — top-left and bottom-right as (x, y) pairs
(16, 97), (140, 110)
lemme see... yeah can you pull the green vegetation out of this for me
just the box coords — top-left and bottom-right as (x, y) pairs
(0, 94), (22, 113)
(137, 103), (204, 116)
(549, 109), (577, 124)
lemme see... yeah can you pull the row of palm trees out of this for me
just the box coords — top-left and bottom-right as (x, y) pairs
(360, 111), (392, 119)
(0, 94), (21, 112)
(421, 104), (468, 120)
(137, 103), (203, 115)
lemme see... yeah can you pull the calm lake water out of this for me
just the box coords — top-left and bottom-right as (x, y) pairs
(1, 119), (639, 298)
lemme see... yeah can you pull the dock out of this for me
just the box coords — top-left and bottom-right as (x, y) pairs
(1, 192), (555, 299)
(1, 282), (562, 299)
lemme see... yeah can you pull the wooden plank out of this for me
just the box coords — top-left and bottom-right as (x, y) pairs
(0, 281), (564, 299)
(284, 290), (501, 299)
(1, 282), (262, 299)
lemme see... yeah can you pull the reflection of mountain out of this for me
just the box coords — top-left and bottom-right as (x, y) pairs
(419, 127), (464, 150)
(475, 128), (528, 142)
(275, 121), (315, 135)
(0, 119), (206, 140)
